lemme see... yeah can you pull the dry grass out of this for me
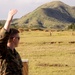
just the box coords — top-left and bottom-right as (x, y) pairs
(16, 31), (75, 75)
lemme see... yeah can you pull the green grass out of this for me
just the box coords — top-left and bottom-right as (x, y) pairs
(16, 31), (75, 75)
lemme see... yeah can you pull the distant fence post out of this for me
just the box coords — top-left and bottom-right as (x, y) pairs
(22, 59), (28, 75)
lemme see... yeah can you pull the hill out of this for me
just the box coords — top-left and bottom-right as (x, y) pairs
(1, 1), (75, 30)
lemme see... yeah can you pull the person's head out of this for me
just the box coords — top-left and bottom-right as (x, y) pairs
(8, 28), (20, 47)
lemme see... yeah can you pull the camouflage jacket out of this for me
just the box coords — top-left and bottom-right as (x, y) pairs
(0, 28), (23, 75)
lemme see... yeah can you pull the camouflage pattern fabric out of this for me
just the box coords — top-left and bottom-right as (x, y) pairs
(0, 28), (23, 75)
(0, 59), (7, 75)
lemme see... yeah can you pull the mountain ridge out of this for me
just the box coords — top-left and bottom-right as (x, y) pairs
(1, 1), (75, 30)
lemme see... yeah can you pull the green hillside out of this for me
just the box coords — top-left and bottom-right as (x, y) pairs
(1, 1), (75, 30)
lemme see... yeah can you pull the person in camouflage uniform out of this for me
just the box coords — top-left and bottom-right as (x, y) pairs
(0, 9), (23, 75)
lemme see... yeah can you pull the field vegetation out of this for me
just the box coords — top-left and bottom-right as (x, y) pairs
(16, 30), (75, 75)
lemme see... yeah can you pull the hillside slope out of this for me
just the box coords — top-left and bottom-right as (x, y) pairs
(13, 1), (75, 29)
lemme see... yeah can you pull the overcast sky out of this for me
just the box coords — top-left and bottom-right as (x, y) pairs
(0, 0), (75, 20)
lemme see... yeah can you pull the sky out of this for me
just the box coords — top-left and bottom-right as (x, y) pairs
(0, 0), (75, 20)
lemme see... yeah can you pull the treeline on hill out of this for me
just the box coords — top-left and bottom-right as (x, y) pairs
(16, 23), (75, 31)
(14, 23), (75, 31)
(0, 23), (3, 29)
(68, 23), (75, 31)
(0, 21), (75, 31)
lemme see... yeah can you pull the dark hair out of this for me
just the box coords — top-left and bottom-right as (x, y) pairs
(9, 28), (19, 36)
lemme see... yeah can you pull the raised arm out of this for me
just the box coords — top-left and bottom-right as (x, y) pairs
(4, 9), (18, 31)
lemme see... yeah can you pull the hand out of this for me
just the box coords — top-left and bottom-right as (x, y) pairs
(4, 9), (18, 31)
(7, 9), (18, 21)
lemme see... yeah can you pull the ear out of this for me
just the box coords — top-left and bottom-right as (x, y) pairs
(12, 38), (16, 42)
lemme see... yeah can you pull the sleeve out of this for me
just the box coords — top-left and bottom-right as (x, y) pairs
(0, 28), (9, 57)
(0, 28), (9, 42)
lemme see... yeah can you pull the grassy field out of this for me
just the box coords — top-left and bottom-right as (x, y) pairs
(16, 30), (75, 75)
